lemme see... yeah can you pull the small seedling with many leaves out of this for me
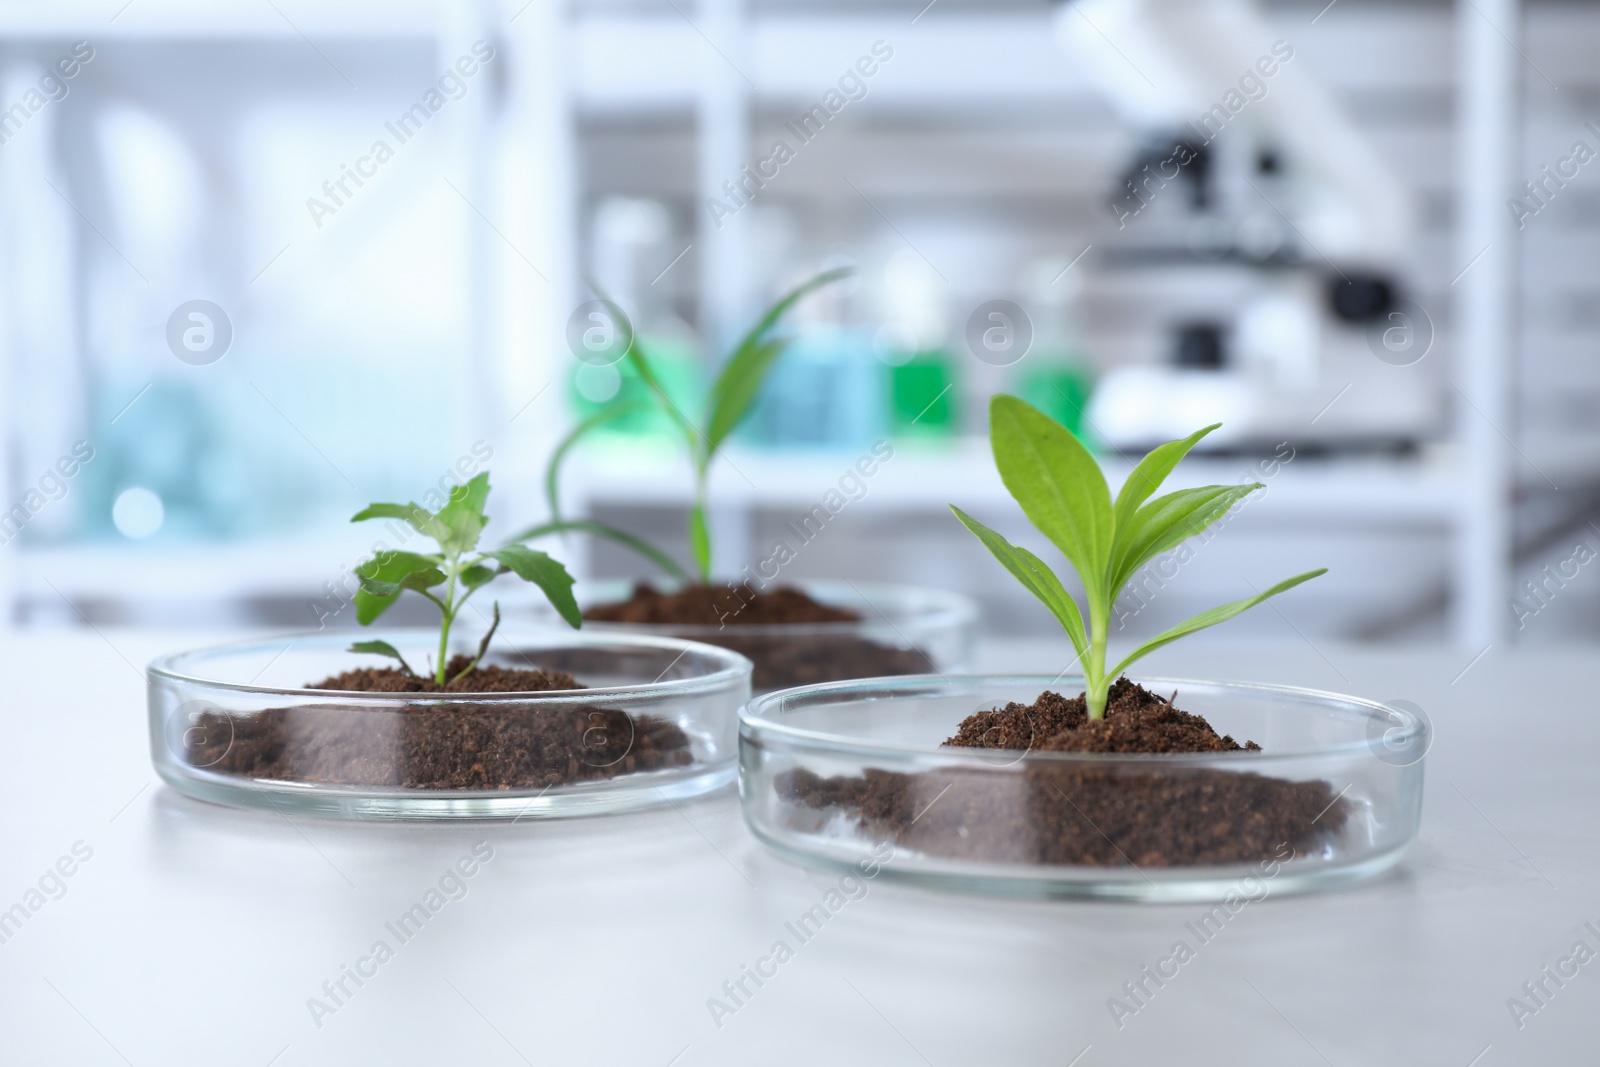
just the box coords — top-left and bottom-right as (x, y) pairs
(347, 472), (582, 687)
(517, 267), (853, 582)
(952, 395), (1326, 720)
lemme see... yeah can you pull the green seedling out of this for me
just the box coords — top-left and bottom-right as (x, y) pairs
(517, 267), (853, 583)
(347, 472), (582, 687)
(952, 395), (1326, 720)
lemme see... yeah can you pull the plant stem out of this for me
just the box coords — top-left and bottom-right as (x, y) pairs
(1086, 602), (1109, 719)
(691, 471), (712, 583)
(1086, 680), (1108, 719)
(435, 612), (452, 686)
(447, 602), (500, 687)
(435, 554), (460, 686)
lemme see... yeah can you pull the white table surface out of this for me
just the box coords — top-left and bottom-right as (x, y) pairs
(1, 628), (1596, 1066)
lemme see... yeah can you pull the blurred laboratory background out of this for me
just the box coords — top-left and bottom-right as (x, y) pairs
(0, 0), (1595, 646)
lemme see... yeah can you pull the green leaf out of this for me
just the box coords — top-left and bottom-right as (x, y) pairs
(1109, 483), (1262, 594)
(700, 268), (851, 469)
(348, 639), (415, 676)
(545, 402), (646, 522)
(508, 518), (690, 582)
(460, 562), (498, 590)
(1112, 423), (1221, 533)
(988, 395), (1114, 606)
(702, 336), (788, 470)
(1108, 569), (1327, 679)
(354, 551), (446, 598)
(727, 267), (852, 366)
(951, 506), (1088, 664)
(580, 281), (698, 458)
(626, 334), (701, 458)
(689, 503), (711, 581)
(449, 470), (491, 515)
(350, 502), (417, 523)
(433, 472), (490, 554)
(356, 577), (403, 597)
(350, 502), (448, 542)
(485, 545), (581, 628)
(354, 587), (399, 626)
(400, 568), (447, 592)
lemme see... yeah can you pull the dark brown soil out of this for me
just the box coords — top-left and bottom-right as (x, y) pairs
(585, 582), (936, 690)
(778, 679), (1349, 868)
(946, 678), (1260, 754)
(585, 582), (859, 626)
(310, 656), (581, 694)
(181, 655), (694, 790)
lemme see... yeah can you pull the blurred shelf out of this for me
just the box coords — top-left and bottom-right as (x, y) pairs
(572, 11), (1094, 112)
(15, 432), (1590, 616)
(567, 436), (1467, 525)
(0, 1), (453, 35)
(6, 442), (1468, 610)
(11, 539), (374, 608)
(1521, 430), (1600, 491)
